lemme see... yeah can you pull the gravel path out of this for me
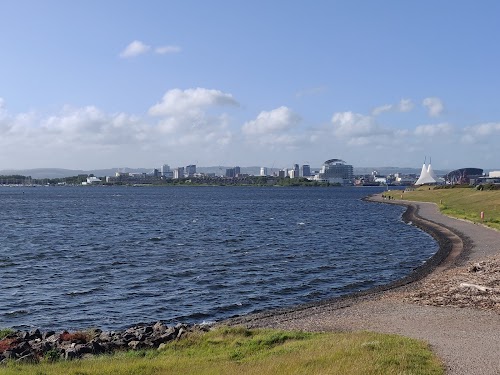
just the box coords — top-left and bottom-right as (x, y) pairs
(222, 194), (500, 375)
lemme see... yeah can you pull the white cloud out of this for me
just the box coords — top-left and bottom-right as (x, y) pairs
(147, 88), (238, 151)
(466, 122), (500, 136)
(372, 99), (414, 116)
(0, 88), (240, 168)
(242, 106), (301, 135)
(398, 98), (414, 112)
(461, 122), (500, 144)
(372, 104), (393, 116)
(331, 111), (382, 138)
(149, 88), (239, 117)
(119, 40), (151, 58)
(422, 97), (444, 117)
(414, 123), (453, 137)
(155, 45), (181, 54)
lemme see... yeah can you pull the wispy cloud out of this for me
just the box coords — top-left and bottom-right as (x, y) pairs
(414, 123), (453, 137)
(372, 99), (414, 116)
(155, 45), (181, 54)
(372, 104), (393, 116)
(119, 40), (151, 58)
(120, 40), (181, 58)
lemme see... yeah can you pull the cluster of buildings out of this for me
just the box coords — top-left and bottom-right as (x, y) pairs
(103, 164), (201, 184)
(96, 159), (358, 186)
(80, 157), (500, 187)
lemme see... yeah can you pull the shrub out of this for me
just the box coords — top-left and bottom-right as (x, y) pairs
(43, 348), (61, 362)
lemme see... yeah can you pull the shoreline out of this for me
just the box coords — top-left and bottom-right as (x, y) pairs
(221, 192), (500, 374)
(221, 192), (467, 327)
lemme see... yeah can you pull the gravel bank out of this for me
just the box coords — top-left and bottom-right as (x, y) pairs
(221, 194), (500, 375)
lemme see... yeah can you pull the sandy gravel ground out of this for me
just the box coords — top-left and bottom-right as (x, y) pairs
(223, 195), (500, 375)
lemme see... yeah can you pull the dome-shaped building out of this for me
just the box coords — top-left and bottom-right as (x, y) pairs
(445, 168), (483, 185)
(320, 159), (353, 185)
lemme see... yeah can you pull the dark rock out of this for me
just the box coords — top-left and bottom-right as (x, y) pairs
(12, 341), (31, 355)
(65, 348), (78, 360)
(42, 330), (56, 340)
(123, 333), (136, 343)
(99, 331), (112, 342)
(0, 322), (197, 361)
(29, 329), (41, 339)
(3, 350), (17, 360)
(128, 340), (144, 350)
(90, 340), (105, 354)
(75, 344), (93, 355)
(153, 321), (167, 334)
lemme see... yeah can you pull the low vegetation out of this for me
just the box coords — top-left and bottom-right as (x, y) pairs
(387, 186), (500, 230)
(0, 327), (443, 375)
(0, 330), (14, 341)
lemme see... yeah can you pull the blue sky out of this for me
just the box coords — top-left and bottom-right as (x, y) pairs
(1, 1), (500, 171)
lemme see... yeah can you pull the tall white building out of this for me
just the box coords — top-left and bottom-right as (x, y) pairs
(260, 167), (268, 176)
(173, 167), (185, 179)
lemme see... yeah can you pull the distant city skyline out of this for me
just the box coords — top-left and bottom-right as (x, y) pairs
(1, 1), (500, 170)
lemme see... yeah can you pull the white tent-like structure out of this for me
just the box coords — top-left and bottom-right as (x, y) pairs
(427, 160), (438, 181)
(415, 158), (437, 185)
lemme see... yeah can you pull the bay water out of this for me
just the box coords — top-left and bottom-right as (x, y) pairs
(0, 186), (437, 331)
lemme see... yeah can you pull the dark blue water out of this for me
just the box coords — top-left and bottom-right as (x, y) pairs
(0, 186), (437, 331)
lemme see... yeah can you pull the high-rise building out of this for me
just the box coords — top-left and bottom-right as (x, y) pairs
(293, 164), (299, 178)
(260, 167), (268, 176)
(186, 165), (196, 177)
(301, 164), (311, 177)
(173, 167), (185, 179)
(225, 166), (241, 178)
(161, 164), (170, 176)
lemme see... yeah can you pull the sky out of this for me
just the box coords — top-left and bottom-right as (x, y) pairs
(1, 1), (500, 171)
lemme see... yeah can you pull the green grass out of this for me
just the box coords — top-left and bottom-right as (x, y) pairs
(0, 329), (14, 340)
(387, 187), (500, 230)
(0, 327), (443, 375)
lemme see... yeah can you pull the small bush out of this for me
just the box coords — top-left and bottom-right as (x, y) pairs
(43, 349), (61, 363)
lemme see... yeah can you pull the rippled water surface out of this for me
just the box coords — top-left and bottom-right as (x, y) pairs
(0, 186), (437, 330)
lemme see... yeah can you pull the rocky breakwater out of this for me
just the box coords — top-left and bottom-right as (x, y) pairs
(0, 322), (207, 363)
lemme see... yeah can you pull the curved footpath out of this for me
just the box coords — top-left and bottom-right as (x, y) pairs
(222, 194), (500, 375)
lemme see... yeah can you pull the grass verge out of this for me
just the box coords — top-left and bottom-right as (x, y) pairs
(0, 327), (443, 375)
(387, 187), (500, 230)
